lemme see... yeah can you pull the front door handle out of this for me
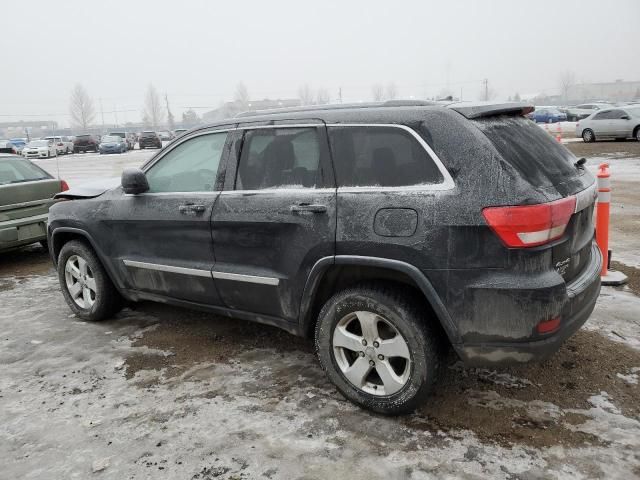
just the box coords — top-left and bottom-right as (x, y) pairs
(179, 204), (206, 214)
(290, 203), (327, 214)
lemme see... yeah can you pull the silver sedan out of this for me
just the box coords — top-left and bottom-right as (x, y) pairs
(577, 106), (640, 142)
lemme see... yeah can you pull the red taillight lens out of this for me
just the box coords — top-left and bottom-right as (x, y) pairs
(60, 180), (69, 192)
(482, 196), (576, 248)
(57, 142), (63, 146)
(536, 317), (561, 334)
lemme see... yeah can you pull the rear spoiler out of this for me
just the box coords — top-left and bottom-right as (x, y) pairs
(447, 102), (534, 119)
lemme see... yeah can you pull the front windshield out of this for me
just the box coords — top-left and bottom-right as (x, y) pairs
(28, 140), (48, 147)
(101, 136), (120, 143)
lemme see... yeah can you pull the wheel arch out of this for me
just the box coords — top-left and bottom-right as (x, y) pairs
(50, 227), (123, 292)
(298, 255), (461, 345)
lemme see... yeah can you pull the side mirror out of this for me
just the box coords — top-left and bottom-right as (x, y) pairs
(121, 167), (149, 194)
(621, 115), (630, 120)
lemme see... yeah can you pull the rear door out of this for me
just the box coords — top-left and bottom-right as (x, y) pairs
(109, 129), (231, 305)
(211, 122), (336, 321)
(590, 110), (613, 137)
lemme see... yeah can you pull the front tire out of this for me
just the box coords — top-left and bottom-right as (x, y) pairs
(582, 129), (595, 143)
(57, 240), (123, 321)
(315, 284), (442, 415)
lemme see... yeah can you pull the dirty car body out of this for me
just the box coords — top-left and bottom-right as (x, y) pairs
(47, 101), (601, 413)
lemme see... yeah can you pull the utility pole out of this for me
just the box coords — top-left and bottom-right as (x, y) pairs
(338, 87), (343, 104)
(99, 98), (105, 132)
(483, 79), (489, 101)
(165, 94), (175, 131)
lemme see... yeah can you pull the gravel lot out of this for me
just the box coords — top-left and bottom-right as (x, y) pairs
(1, 142), (639, 479)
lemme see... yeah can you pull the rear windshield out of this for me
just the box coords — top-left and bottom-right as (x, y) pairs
(141, 132), (156, 136)
(0, 158), (52, 185)
(473, 116), (580, 188)
(76, 135), (92, 139)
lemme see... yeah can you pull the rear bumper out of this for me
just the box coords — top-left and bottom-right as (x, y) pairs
(0, 213), (49, 250)
(454, 243), (602, 366)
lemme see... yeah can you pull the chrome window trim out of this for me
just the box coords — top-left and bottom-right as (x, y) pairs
(325, 123), (455, 191)
(219, 188), (335, 195)
(212, 271), (280, 286)
(123, 259), (280, 286)
(123, 260), (212, 278)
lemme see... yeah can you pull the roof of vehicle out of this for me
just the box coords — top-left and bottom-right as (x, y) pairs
(195, 100), (534, 129)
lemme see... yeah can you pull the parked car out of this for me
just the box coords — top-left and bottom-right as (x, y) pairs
(157, 131), (174, 141)
(576, 106), (640, 142)
(529, 107), (567, 123)
(0, 140), (18, 154)
(98, 135), (127, 154)
(73, 134), (100, 153)
(0, 154), (68, 251)
(138, 131), (162, 149)
(47, 101), (601, 415)
(565, 103), (613, 121)
(22, 140), (56, 159)
(108, 132), (135, 150)
(9, 138), (27, 154)
(44, 136), (74, 155)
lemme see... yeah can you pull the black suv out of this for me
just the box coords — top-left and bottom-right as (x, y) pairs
(47, 101), (601, 414)
(73, 134), (99, 153)
(138, 131), (162, 149)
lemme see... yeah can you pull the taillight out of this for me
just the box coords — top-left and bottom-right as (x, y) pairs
(58, 142), (63, 146)
(60, 180), (69, 192)
(482, 196), (576, 248)
(536, 317), (561, 334)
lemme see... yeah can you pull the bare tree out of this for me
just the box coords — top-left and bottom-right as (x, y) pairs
(234, 82), (250, 105)
(559, 71), (576, 102)
(385, 82), (397, 100)
(298, 84), (315, 105)
(143, 84), (165, 129)
(316, 87), (331, 105)
(69, 83), (95, 130)
(371, 84), (384, 101)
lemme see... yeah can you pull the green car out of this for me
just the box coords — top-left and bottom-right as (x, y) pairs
(0, 154), (67, 251)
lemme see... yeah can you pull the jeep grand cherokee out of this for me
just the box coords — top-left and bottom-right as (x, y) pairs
(47, 101), (601, 414)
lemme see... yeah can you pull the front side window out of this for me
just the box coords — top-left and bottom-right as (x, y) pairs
(145, 132), (227, 192)
(328, 126), (444, 187)
(593, 111), (610, 120)
(609, 110), (626, 119)
(236, 128), (320, 190)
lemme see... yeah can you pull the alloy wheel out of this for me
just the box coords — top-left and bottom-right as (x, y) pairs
(64, 255), (97, 309)
(332, 311), (412, 396)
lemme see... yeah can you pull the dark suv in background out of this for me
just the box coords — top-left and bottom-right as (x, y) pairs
(47, 101), (601, 414)
(73, 134), (100, 153)
(138, 131), (162, 149)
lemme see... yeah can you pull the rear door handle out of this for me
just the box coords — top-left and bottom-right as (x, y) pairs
(179, 204), (206, 214)
(290, 203), (327, 214)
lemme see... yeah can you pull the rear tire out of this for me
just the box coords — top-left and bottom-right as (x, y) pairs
(57, 240), (124, 321)
(582, 129), (595, 143)
(315, 283), (442, 415)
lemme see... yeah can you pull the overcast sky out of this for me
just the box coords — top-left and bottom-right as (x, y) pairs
(2, 0), (639, 127)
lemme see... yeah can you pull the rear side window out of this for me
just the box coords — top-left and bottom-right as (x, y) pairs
(236, 128), (320, 190)
(328, 126), (444, 187)
(145, 132), (227, 192)
(474, 116), (579, 188)
(0, 158), (52, 185)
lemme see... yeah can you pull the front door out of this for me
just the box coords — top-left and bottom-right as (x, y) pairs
(109, 129), (231, 305)
(211, 124), (336, 321)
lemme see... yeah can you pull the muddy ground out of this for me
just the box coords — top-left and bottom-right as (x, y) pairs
(1, 142), (639, 479)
